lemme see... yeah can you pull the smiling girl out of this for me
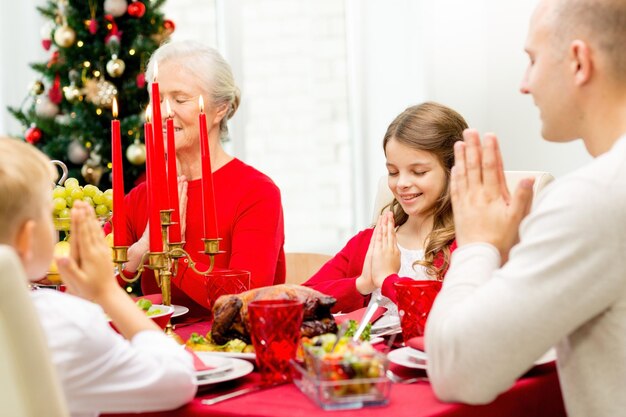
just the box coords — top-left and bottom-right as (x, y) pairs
(303, 102), (467, 315)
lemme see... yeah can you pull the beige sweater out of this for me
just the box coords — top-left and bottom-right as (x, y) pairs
(426, 134), (626, 417)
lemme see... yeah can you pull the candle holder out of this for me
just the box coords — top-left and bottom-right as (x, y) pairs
(112, 208), (226, 341)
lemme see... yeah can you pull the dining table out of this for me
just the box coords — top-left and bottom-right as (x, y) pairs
(103, 320), (566, 417)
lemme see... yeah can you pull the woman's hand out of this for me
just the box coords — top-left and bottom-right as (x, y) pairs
(371, 211), (400, 288)
(125, 225), (149, 273)
(356, 216), (381, 295)
(56, 201), (117, 301)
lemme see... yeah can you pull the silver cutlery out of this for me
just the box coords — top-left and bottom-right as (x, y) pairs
(196, 368), (234, 381)
(201, 385), (263, 405)
(385, 370), (429, 384)
(353, 295), (382, 342)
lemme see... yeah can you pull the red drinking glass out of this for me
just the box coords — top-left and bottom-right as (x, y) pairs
(206, 269), (250, 310)
(248, 299), (304, 386)
(394, 280), (442, 341)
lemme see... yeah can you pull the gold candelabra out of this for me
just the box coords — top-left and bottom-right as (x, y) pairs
(112, 209), (223, 339)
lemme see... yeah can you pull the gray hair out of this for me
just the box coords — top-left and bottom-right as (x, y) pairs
(146, 40), (241, 140)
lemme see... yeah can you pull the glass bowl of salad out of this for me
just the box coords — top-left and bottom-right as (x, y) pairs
(293, 332), (390, 410)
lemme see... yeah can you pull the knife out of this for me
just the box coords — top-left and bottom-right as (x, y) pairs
(352, 295), (382, 342)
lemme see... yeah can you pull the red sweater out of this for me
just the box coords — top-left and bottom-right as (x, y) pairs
(120, 158), (285, 319)
(303, 228), (456, 313)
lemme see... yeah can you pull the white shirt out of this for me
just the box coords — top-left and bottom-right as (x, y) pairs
(30, 289), (196, 417)
(426, 134), (626, 417)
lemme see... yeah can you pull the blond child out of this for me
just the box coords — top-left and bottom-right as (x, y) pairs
(0, 136), (196, 417)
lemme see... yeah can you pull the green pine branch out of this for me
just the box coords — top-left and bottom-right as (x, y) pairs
(8, 0), (172, 191)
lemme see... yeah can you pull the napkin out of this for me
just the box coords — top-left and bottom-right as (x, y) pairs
(185, 346), (215, 371)
(406, 336), (425, 352)
(335, 306), (387, 326)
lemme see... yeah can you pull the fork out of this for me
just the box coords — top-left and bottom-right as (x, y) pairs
(386, 370), (429, 384)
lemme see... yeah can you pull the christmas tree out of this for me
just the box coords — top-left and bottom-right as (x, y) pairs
(8, 0), (175, 190)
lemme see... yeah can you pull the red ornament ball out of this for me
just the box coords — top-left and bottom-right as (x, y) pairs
(127, 1), (146, 18)
(163, 19), (176, 34)
(136, 72), (146, 89)
(88, 19), (98, 35)
(25, 126), (43, 144)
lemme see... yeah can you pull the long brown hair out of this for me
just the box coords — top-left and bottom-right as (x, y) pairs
(382, 102), (467, 279)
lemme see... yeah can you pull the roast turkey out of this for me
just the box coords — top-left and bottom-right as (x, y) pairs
(211, 284), (338, 344)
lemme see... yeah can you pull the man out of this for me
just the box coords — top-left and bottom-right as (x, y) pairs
(425, 1), (626, 416)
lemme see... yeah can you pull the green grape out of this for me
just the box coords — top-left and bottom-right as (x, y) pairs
(52, 186), (67, 199)
(95, 204), (109, 216)
(83, 184), (99, 198)
(103, 188), (113, 197)
(93, 191), (105, 205)
(70, 187), (84, 201)
(103, 193), (113, 209)
(64, 177), (80, 190)
(58, 208), (71, 219)
(136, 299), (152, 311)
(83, 196), (94, 207)
(53, 197), (67, 213)
(65, 196), (74, 208)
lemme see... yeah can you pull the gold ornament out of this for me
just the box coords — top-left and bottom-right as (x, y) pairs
(106, 57), (126, 78)
(63, 84), (81, 102)
(126, 140), (146, 165)
(82, 78), (117, 109)
(81, 159), (104, 185)
(53, 25), (76, 48)
(30, 80), (45, 95)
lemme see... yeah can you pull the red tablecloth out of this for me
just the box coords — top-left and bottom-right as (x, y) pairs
(103, 322), (566, 417)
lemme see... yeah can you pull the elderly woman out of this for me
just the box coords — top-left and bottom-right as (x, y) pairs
(121, 41), (285, 320)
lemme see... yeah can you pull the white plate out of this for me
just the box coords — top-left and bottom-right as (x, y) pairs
(194, 353), (254, 386)
(194, 355), (234, 378)
(371, 326), (402, 337)
(369, 336), (384, 345)
(204, 351), (256, 361)
(388, 347), (428, 369)
(388, 347), (557, 371)
(172, 305), (189, 318)
(371, 314), (400, 331)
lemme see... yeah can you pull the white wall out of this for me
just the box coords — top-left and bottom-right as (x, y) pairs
(0, 0), (46, 136)
(346, 0), (429, 228)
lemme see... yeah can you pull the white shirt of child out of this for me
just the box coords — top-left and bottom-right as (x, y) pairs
(30, 289), (196, 417)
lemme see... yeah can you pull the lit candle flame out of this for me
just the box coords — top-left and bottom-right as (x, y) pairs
(146, 106), (152, 123)
(165, 99), (172, 118)
(112, 97), (118, 118)
(198, 95), (204, 113)
(153, 61), (158, 82)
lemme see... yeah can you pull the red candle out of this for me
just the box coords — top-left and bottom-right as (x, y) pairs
(165, 100), (182, 243)
(145, 108), (163, 252)
(111, 98), (126, 246)
(198, 96), (219, 239)
(150, 62), (170, 212)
